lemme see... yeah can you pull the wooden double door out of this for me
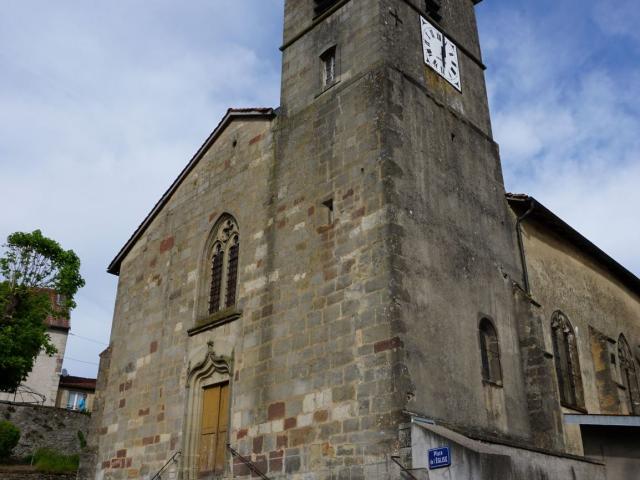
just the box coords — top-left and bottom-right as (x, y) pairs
(198, 382), (229, 477)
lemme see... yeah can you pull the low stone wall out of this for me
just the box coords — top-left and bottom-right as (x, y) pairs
(0, 401), (90, 457)
(0, 467), (75, 480)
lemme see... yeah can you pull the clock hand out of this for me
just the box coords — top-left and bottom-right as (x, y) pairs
(441, 38), (447, 74)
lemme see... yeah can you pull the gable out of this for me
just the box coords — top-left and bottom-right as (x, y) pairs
(107, 108), (276, 275)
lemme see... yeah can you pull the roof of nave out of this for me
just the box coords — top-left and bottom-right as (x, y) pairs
(506, 193), (640, 295)
(107, 108), (277, 275)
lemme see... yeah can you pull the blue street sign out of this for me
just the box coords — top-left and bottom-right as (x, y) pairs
(428, 446), (451, 470)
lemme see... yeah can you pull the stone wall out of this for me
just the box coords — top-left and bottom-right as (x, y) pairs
(0, 401), (90, 458)
(0, 473), (75, 480)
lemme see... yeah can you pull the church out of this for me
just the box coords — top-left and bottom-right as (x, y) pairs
(83, 1), (640, 479)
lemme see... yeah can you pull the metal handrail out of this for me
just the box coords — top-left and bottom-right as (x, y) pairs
(391, 455), (425, 480)
(151, 451), (181, 480)
(226, 444), (270, 479)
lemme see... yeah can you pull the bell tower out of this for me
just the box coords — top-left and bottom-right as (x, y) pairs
(277, 0), (561, 460)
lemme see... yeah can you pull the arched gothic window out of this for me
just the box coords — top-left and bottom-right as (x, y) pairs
(207, 217), (239, 315)
(618, 335), (640, 415)
(479, 318), (502, 385)
(551, 312), (584, 409)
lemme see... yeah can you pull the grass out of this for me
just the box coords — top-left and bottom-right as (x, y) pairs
(32, 448), (79, 473)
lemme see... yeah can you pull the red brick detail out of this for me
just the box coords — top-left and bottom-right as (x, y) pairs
(111, 458), (124, 469)
(374, 336), (404, 353)
(269, 456), (283, 473)
(233, 460), (250, 476)
(277, 204), (287, 213)
(268, 401), (285, 420)
(237, 428), (248, 440)
(126, 458), (132, 468)
(142, 436), (155, 446)
(308, 206), (315, 217)
(154, 435), (160, 444)
(323, 267), (337, 281)
(150, 341), (158, 354)
(156, 412), (165, 422)
(254, 455), (268, 475)
(159, 236), (175, 253)
(276, 434), (288, 449)
(249, 133), (263, 145)
(352, 206), (366, 220)
(342, 188), (354, 199)
(101, 461), (111, 469)
(138, 408), (150, 416)
(116, 449), (127, 458)
(284, 417), (297, 430)
(119, 398), (126, 408)
(313, 410), (329, 423)
(262, 304), (274, 318)
(253, 435), (264, 454)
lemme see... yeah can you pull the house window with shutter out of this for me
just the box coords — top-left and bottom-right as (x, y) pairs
(551, 312), (585, 410)
(479, 318), (502, 385)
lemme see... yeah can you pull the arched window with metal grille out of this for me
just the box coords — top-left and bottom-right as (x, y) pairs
(618, 335), (640, 415)
(551, 312), (584, 409)
(206, 216), (240, 315)
(479, 318), (502, 385)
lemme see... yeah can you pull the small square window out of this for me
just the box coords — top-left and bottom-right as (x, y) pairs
(320, 47), (337, 89)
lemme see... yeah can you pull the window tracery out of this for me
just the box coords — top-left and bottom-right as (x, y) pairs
(618, 335), (640, 415)
(551, 312), (584, 409)
(206, 217), (239, 315)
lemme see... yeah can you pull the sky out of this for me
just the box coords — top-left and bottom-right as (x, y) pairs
(0, 0), (638, 379)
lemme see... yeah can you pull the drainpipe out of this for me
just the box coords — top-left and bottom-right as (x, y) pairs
(515, 198), (536, 295)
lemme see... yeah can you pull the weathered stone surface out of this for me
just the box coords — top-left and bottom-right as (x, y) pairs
(83, 1), (638, 479)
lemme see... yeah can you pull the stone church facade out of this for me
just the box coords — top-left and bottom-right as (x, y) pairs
(84, 1), (640, 479)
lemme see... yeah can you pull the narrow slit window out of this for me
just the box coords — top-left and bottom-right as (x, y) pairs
(322, 198), (334, 224)
(425, 0), (442, 22)
(314, 0), (338, 16)
(479, 318), (502, 385)
(321, 47), (336, 88)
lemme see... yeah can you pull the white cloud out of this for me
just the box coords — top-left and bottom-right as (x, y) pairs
(0, 1), (284, 377)
(479, 3), (640, 276)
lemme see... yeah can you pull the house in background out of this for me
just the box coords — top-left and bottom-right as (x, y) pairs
(0, 290), (69, 406)
(56, 374), (97, 412)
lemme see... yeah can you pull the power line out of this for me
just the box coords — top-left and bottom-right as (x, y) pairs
(64, 356), (99, 366)
(69, 332), (108, 346)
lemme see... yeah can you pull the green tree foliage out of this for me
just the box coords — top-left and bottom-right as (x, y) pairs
(0, 230), (85, 392)
(0, 420), (20, 459)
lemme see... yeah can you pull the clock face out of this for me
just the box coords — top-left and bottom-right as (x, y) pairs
(444, 39), (461, 92)
(420, 16), (462, 92)
(421, 16), (444, 76)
